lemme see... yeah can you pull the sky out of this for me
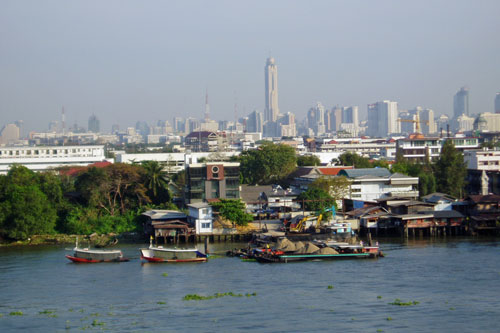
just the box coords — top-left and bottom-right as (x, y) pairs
(1, 0), (499, 133)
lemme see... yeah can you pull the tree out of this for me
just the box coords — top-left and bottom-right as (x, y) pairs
(141, 161), (170, 205)
(310, 176), (351, 204)
(0, 166), (57, 240)
(433, 140), (467, 198)
(296, 187), (335, 212)
(75, 164), (150, 216)
(297, 155), (321, 167)
(239, 142), (297, 184)
(391, 155), (436, 197)
(337, 152), (372, 168)
(210, 199), (253, 226)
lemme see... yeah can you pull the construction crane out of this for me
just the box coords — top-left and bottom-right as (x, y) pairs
(289, 205), (336, 232)
(398, 113), (429, 134)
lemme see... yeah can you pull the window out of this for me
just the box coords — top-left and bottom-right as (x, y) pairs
(201, 223), (211, 229)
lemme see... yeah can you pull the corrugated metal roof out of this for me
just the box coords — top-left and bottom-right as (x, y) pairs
(338, 168), (391, 178)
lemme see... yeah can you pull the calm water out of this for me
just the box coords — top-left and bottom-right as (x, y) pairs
(0, 238), (500, 332)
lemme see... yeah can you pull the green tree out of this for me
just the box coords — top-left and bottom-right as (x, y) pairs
(210, 199), (253, 226)
(310, 176), (351, 205)
(75, 164), (149, 216)
(141, 161), (171, 205)
(239, 142), (297, 184)
(337, 152), (372, 168)
(297, 187), (335, 212)
(0, 166), (57, 240)
(433, 140), (467, 198)
(297, 155), (321, 167)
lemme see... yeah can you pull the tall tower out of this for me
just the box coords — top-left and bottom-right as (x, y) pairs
(204, 89), (210, 121)
(265, 57), (280, 122)
(495, 92), (500, 114)
(454, 86), (469, 118)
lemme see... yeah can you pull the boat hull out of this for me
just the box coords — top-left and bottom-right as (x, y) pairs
(255, 252), (380, 263)
(140, 248), (207, 263)
(65, 255), (129, 263)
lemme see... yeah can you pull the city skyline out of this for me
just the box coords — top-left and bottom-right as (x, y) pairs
(1, 1), (499, 133)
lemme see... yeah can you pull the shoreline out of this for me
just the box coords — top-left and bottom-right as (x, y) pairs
(0, 232), (144, 247)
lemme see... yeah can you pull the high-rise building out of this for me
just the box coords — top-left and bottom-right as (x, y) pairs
(88, 114), (100, 133)
(278, 112), (296, 137)
(495, 92), (500, 114)
(246, 110), (263, 133)
(264, 57), (280, 122)
(331, 107), (343, 132)
(173, 117), (185, 133)
(454, 86), (469, 118)
(307, 102), (326, 136)
(341, 106), (359, 129)
(367, 101), (398, 137)
(0, 123), (20, 144)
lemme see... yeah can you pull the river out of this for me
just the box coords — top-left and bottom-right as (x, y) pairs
(0, 237), (499, 332)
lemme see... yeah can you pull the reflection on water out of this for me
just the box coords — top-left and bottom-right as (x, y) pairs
(0, 238), (499, 332)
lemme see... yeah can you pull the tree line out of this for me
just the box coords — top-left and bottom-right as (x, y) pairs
(0, 161), (175, 241)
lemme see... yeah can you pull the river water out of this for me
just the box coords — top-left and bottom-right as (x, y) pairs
(0, 237), (499, 332)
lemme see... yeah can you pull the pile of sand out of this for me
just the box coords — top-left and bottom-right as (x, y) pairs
(315, 247), (339, 255)
(294, 242), (320, 254)
(276, 238), (296, 252)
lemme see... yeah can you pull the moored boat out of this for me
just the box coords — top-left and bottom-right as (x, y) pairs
(65, 238), (129, 263)
(253, 238), (383, 263)
(140, 239), (207, 263)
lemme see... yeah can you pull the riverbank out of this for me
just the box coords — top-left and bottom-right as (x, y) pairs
(0, 232), (143, 247)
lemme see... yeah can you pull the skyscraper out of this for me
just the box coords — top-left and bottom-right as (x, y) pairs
(495, 92), (500, 114)
(264, 57), (279, 122)
(367, 101), (398, 137)
(453, 86), (469, 118)
(88, 114), (100, 133)
(246, 110), (263, 133)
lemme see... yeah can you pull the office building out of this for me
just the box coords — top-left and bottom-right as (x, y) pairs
(246, 110), (263, 133)
(88, 115), (100, 133)
(185, 162), (240, 204)
(367, 101), (398, 138)
(264, 57), (280, 122)
(454, 86), (469, 118)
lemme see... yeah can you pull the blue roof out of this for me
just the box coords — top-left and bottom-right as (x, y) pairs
(338, 168), (391, 178)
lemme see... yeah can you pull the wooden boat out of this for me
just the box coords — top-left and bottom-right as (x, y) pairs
(140, 239), (207, 263)
(65, 238), (129, 263)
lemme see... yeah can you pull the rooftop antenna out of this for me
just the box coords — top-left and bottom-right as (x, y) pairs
(61, 106), (66, 135)
(204, 88), (210, 122)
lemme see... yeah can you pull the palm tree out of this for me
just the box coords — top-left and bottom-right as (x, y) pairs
(141, 161), (169, 202)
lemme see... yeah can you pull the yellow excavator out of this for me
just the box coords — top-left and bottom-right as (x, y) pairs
(289, 205), (336, 233)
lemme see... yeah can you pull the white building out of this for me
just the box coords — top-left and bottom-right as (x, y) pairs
(187, 203), (213, 234)
(0, 145), (108, 174)
(464, 149), (500, 171)
(338, 168), (419, 202)
(265, 57), (280, 122)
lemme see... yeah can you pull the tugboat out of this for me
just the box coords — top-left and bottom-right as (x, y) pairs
(65, 238), (129, 263)
(140, 237), (207, 263)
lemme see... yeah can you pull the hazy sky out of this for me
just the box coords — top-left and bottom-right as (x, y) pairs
(1, 0), (499, 133)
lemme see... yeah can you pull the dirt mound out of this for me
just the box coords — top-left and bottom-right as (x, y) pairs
(294, 242), (320, 254)
(315, 247), (339, 255)
(276, 238), (296, 252)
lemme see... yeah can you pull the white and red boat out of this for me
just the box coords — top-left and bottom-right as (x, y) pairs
(140, 239), (207, 263)
(65, 238), (129, 263)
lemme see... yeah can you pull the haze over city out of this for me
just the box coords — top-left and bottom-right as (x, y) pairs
(1, 0), (499, 133)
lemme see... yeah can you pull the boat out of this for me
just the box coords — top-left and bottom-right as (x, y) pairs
(65, 238), (129, 263)
(140, 239), (207, 263)
(253, 238), (383, 263)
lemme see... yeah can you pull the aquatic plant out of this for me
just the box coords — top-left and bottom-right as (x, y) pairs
(39, 310), (55, 315)
(327, 285), (334, 289)
(386, 317), (393, 321)
(91, 319), (105, 327)
(162, 273), (168, 277)
(9, 311), (23, 316)
(389, 299), (419, 306)
(157, 301), (166, 305)
(377, 296), (382, 299)
(183, 292), (257, 301)
(449, 307), (455, 310)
